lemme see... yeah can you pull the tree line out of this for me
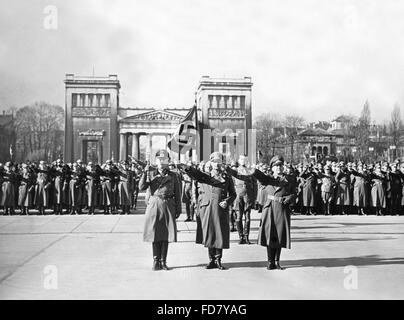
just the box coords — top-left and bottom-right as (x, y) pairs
(12, 102), (64, 163)
(254, 101), (404, 163)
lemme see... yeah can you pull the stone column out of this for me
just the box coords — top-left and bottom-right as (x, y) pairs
(119, 133), (127, 160)
(132, 133), (140, 160)
(146, 134), (152, 161)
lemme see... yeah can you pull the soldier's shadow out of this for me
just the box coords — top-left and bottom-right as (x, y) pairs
(173, 255), (404, 269)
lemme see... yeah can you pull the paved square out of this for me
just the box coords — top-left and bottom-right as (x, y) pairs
(0, 201), (403, 299)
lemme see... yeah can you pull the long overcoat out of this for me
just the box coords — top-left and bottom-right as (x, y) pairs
(139, 169), (182, 243)
(85, 171), (100, 207)
(1, 171), (16, 207)
(351, 171), (369, 207)
(117, 169), (132, 206)
(34, 170), (50, 207)
(185, 166), (236, 249)
(300, 171), (317, 207)
(18, 170), (35, 207)
(335, 170), (352, 206)
(253, 169), (296, 249)
(370, 173), (386, 208)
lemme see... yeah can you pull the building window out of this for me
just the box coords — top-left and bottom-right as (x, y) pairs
(208, 95), (213, 108)
(104, 94), (110, 107)
(224, 96), (229, 109)
(88, 94), (94, 107)
(72, 94), (78, 107)
(311, 146), (316, 156)
(96, 94), (102, 107)
(240, 96), (245, 109)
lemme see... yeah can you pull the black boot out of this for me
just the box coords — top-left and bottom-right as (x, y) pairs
(160, 241), (170, 270)
(215, 249), (226, 270)
(275, 248), (285, 270)
(206, 248), (217, 269)
(266, 247), (276, 270)
(237, 220), (245, 244)
(152, 242), (161, 271)
(244, 215), (251, 244)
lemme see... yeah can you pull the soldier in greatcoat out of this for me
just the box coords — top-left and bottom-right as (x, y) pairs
(100, 160), (115, 214)
(117, 160), (133, 214)
(317, 165), (335, 215)
(370, 163), (387, 216)
(388, 162), (403, 215)
(226, 155), (257, 245)
(139, 150), (182, 271)
(351, 163), (370, 215)
(34, 161), (50, 215)
(50, 159), (66, 215)
(85, 162), (101, 215)
(18, 163), (36, 215)
(1, 162), (17, 215)
(180, 152), (236, 270)
(335, 162), (352, 215)
(250, 155), (296, 270)
(299, 164), (318, 215)
(68, 162), (85, 215)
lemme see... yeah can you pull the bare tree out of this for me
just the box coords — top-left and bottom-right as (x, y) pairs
(353, 101), (371, 161)
(389, 103), (403, 159)
(15, 102), (64, 162)
(283, 114), (306, 128)
(253, 112), (283, 163)
(282, 114), (306, 163)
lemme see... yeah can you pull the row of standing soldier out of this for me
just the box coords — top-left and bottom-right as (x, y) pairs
(290, 161), (404, 216)
(0, 159), (142, 215)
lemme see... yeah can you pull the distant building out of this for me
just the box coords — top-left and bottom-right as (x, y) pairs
(328, 115), (356, 160)
(64, 74), (253, 163)
(0, 111), (16, 163)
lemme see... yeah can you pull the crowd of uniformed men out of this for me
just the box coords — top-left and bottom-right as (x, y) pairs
(1, 157), (403, 218)
(1, 153), (404, 270)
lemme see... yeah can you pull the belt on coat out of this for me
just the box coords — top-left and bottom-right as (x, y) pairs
(267, 195), (284, 203)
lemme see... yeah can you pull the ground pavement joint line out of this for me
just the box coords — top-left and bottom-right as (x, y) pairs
(0, 218), (24, 230)
(110, 215), (122, 233)
(0, 234), (68, 285)
(69, 215), (92, 233)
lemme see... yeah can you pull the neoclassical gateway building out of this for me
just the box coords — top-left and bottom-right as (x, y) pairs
(64, 74), (254, 164)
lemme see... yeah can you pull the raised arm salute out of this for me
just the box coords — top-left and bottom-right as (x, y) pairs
(139, 150), (181, 271)
(179, 152), (236, 270)
(251, 155), (296, 270)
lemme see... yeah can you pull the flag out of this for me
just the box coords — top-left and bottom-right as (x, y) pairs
(167, 106), (197, 154)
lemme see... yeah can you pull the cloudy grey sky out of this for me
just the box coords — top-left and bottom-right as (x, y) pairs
(1, 0), (404, 122)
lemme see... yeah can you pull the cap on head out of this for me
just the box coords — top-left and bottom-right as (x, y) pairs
(269, 155), (284, 168)
(210, 152), (223, 164)
(155, 149), (170, 160)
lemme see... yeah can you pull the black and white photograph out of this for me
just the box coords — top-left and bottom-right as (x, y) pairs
(0, 0), (404, 306)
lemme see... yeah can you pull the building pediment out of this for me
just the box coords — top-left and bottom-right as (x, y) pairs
(120, 110), (185, 122)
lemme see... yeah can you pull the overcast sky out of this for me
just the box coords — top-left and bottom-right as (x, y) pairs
(1, 0), (404, 122)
